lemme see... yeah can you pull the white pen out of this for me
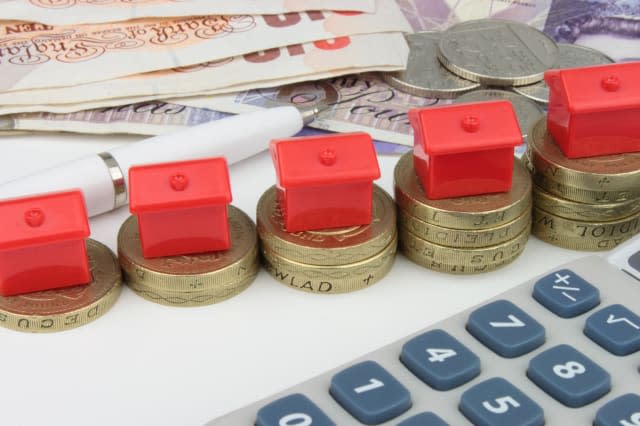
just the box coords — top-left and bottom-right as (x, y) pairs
(0, 106), (320, 217)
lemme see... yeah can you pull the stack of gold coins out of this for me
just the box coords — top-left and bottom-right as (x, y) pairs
(395, 152), (532, 274)
(257, 185), (397, 294)
(117, 206), (259, 307)
(527, 119), (640, 250)
(0, 239), (122, 333)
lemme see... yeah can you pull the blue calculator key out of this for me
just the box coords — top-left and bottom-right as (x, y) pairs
(400, 329), (480, 390)
(629, 250), (640, 271)
(532, 269), (600, 318)
(330, 360), (411, 425)
(467, 300), (545, 358)
(527, 344), (611, 408)
(256, 393), (335, 426)
(459, 377), (544, 426)
(397, 412), (449, 426)
(584, 304), (640, 356)
(594, 393), (640, 426)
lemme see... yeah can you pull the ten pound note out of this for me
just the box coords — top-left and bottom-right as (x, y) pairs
(0, 0), (411, 93)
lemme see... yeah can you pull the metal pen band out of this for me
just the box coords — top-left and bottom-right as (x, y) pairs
(98, 152), (127, 209)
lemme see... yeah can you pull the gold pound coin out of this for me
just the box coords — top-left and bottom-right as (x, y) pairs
(257, 185), (396, 266)
(394, 152), (532, 230)
(529, 119), (640, 201)
(398, 206), (531, 248)
(533, 185), (640, 222)
(262, 237), (397, 294)
(126, 271), (257, 307)
(0, 239), (122, 333)
(531, 172), (640, 205)
(118, 206), (259, 306)
(399, 226), (529, 274)
(532, 205), (640, 251)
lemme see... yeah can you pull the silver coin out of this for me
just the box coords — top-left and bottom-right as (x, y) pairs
(381, 31), (480, 99)
(513, 43), (615, 104)
(438, 19), (559, 86)
(454, 89), (544, 143)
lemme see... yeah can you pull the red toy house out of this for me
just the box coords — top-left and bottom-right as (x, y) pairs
(0, 190), (91, 296)
(129, 157), (232, 258)
(409, 101), (522, 199)
(546, 62), (640, 158)
(270, 132), (380, 232)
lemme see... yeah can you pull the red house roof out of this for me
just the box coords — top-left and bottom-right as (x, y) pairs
(410, 101), (522, 155)
(129, 157), (232, 213)
(270, 132), (380, 188)
(0, 190), (89, 251)
(545, 62), (640, 114)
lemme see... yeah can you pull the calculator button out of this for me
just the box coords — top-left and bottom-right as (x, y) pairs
(527, 344), (611, 408)
(256, 393), (335, 426)
(400, 329), (480, 390)
(459, 377), (544, 426)
(584, 304), (640, 356)
(466, 300), (545, 358)
(329, 360), (411, 425)
(532, 269), (600, 318)
(629, 250), (640, 271)
(594, 393), (640, 426)
(397, 412), (449, 426)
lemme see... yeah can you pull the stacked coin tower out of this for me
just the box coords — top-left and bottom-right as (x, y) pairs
(258, 132), (397, 294)
(527, 62), (640, 250)
(118, 157), (259, 306)
(0, 190), (122, 333)
(397, 101), (532, 274)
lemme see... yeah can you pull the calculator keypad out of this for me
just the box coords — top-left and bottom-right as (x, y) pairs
(466, 300), (546, 358)
(329, 360), (411, 424)
(256, 394), (335, 426)
(208, 257), (640, 426)
(584, 304), (640, 356)
(459, 377), (544, 426)
(532, 269), (600, 318)
(594, 393), (640, 426)
(396, 412), (448, 426)
(400, 329), (480, 391)
(527, 344), (611, 407)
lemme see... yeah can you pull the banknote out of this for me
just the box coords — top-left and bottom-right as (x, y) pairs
(543, 0), (640, 62)
(0, 0), (376, 25)
(0, 101), (408, 154)
(0, 32), (409, 107)
(0, 0), (411, 92)
(6, 102), (232, 135)
(175, 74), (451, 146)
(395, 0), (552, 32)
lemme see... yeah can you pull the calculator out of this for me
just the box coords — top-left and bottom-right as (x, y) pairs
(207, 236), (640, 425)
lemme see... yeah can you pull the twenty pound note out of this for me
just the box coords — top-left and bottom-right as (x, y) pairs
(0, 32), (409, 110)
(0, 0), (376, 25)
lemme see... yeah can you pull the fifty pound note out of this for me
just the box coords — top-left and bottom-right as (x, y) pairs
(395, 0), (553, 32)
(175, 74), (453, 147)
(8, 103), (232, 135)
(0, 32), (409, 110)
(0, 0), (376, 25)
(3, 101), (408, 154)
(396, 0), (639, 62)
(542, 0), (640, 62)
(0, 0), (411, 92)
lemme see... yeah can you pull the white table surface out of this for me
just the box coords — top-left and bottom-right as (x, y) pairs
(0, 131), (589, 426)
